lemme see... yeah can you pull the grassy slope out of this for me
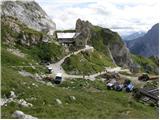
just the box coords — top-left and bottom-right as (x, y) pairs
(14, 42), (65, 63)
(131, 54), (158, 74)
(1, 65), (157, 118)
(1, 31), (157, 119)
(62, 50), (115, 75)
(90, 26), (107, 54)
(1, 16), (158, 118)
(1, 46), (47, 74)
(61, 26), (117, 75)
(2, 16), (65, 63)
(90, 26), (124, 54)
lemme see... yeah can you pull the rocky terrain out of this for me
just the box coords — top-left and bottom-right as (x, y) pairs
(1, 0), (159, 119)
(1, 1), (56, 35)
(125, 23), (159, 57)
(75, 19), (133, 68)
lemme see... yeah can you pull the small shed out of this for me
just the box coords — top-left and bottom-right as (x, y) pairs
(135, 88), (159, 106)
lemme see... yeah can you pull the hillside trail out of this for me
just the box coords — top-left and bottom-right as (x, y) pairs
(47, 45), (128, 81)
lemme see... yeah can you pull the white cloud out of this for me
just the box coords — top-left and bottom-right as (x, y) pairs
(35, 0), (160, 35)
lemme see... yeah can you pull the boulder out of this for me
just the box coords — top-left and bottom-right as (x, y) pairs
(56, 99), (62, 105)
(17, 99), (33, 107)
(12, 110), (37, 119)
(10, 91), (16, 98)
(70, 96), (76, 101)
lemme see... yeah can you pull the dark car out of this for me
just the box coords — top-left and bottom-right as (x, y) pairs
(114, 84), (124, 91)
(124, 79), (131, 88)
(138, 73), (150, 81)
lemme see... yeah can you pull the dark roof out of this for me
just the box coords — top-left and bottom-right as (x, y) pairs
(139, 88), (159, 101)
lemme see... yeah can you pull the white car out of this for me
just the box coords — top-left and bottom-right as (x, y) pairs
(54, 73), (63, 84)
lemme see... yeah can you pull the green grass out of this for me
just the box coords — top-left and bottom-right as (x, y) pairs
(1, 45), (157, 119)
(62, 50), (115, 75)
(90, 26), (124, 54)
(1, 46), (47, 74)
(90, 26), (107, 54)
(14, 42), (66, 63)
(1, 15), (158, 119)
(2, 16), (66, 63)
(1, 66), (158, 119)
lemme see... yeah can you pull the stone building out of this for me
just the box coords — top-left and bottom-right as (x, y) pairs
(56, 31), (85, 47)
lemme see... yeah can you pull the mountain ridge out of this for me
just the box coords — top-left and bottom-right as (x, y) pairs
(122, 32), (146, 41)
(125, 23), (159, 57)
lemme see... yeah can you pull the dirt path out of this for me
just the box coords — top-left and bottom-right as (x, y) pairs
(48, 45), (94, 75)
(64, 67), (121, 81)
(119, 74), (145, 86)
(47, 46), (123, 81)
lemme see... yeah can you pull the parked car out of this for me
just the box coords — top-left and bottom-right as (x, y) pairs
(54, 73), (62, 84)
(106, 79), (117, 90)
(125, 83), (134, 92)
(138, 73), (150, 81)
(47, 67), (53, 74)
(114, 84), (124, 91)
(124, 79), (131, 88)
(106, 83), (114, 90)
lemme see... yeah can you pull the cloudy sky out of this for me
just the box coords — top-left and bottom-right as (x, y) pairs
(35, 0), (159, 36)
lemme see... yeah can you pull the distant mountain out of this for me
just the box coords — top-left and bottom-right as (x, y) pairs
(125, 23), (159, 57)
(122, 32), (145, 41)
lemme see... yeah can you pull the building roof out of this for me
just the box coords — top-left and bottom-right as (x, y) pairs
(56, 32), (81, 39)
(57, 33), (76, 39)
(56, 73), (62, 77)
(139, 88), (159, 100)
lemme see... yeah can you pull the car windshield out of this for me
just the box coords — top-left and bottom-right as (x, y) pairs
(55, 76), (62, 80)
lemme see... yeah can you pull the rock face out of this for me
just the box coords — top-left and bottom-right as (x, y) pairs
(1, 1), (57, 46)
(1, 1), (56, 35)
(126, 23), (159, 57)
(75, 19), (92, 47)
(75, 19), (133, 68)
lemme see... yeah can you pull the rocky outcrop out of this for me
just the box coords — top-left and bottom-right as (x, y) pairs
(75, 19), (92, 47)
(75, 19), (133, 68)
(1, 12), (53, 46)
(108, 43), (133, 68)
(1, 1), (57, 46)
(1, 1), (56, 35)
(126, 23), (159, 57)
(12, 110), (37, 119)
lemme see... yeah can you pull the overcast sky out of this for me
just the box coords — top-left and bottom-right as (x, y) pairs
(35, 0), (159, 36)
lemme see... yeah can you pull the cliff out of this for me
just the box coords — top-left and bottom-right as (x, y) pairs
(1, 1), (56, 46)
(126, 23), (159, 57)
(75, 19), (133, 68)
(1, 1), (56, 35)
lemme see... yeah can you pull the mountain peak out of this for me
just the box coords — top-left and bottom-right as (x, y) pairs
(126, 23), (159, 57)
